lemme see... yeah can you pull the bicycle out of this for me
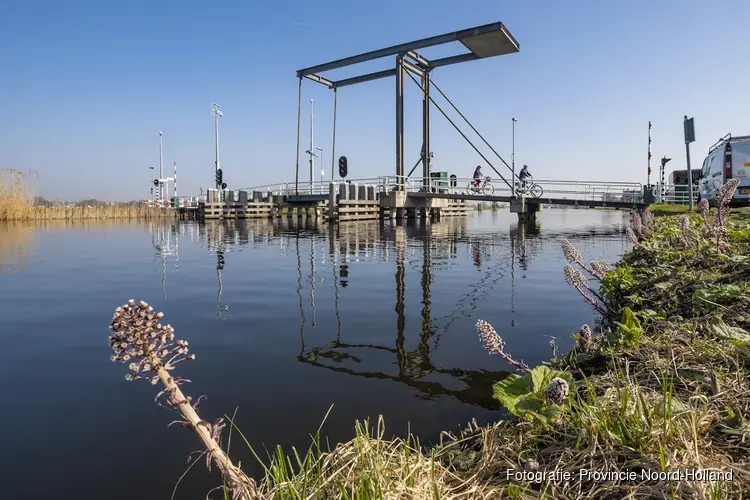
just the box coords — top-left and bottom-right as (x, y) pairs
(515, 177), (544, 198)
(466, 176), (495, 195)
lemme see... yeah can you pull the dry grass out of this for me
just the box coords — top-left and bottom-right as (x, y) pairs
(0, 169), (173, 220)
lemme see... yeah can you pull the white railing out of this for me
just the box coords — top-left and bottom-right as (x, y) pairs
(402, 176), (643, 203)
(224, 177), (648, 204)
(652, 184), (699, 205)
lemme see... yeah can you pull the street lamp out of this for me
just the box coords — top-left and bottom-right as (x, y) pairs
(316, 146), (324, 186)
(149, 166), (155, 202)
(512, 118), (518, 196)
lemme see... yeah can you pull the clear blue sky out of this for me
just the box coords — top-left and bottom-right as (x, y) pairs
(1, 0), (748, 201)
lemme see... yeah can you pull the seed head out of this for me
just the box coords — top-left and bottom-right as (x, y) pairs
(524, 459), (540, 472)
(476, 319), (504, 355)
(561, 239), (582, 264)
(590, 261), (614, 276)
(576, 324), (592, 351)
(717, 178), (739, 207)
(546, 377), (569, 405)
(564, 264), (588, 288)
(108, 300), (194, 382)
(698, 199), (709, 216)
(626, 227), (639, 245)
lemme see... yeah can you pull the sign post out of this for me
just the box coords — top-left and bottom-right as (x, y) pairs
(684, 116), (696, 211)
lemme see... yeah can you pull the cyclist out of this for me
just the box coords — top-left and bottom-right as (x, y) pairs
(518, 164), (532, 193)
(473, 165), (483, 188)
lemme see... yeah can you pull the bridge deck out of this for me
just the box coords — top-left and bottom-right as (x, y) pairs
(406, 191), (646, 209)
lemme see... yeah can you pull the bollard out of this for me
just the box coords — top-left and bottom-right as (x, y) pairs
(266, 191), (273, 202)
(238, 190), (249, 203)
(329, 183), (337, 220)
(349, 183), (358, 200)
(339, 183), (348, 200)
(358, 185), (366, 201)
(367, 185), (375, 200)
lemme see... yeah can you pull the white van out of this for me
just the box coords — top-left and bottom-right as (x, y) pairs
(698, 134), (750, 206)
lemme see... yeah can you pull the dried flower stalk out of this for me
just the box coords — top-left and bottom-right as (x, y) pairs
(109, 300), (257, 500)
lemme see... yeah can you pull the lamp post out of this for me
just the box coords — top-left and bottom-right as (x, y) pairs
(149, 166), (155, 203)
(316, 146), (324, 187)
(211, 102), (223, 199)
(512, 117), (518, 196)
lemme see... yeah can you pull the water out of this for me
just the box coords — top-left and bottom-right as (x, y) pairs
(0, 209), (630, 499)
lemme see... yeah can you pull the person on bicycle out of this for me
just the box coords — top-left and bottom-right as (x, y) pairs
(473, 165), (483, 188)
(518, 164), (532, 192)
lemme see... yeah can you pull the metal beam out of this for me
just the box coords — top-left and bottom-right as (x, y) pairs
(428, 53), (478, 69)
(334, 68), (396, 88)
(402, 59), (424, 78)
(303, 73), (335, 88)
(297, 21), (516, 77)
(407, 50), (430, 68)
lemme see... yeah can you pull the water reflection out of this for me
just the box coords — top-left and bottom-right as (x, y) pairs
(141, 212), (629, 410)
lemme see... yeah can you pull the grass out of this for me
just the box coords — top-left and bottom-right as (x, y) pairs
(231, 206), (750, 499)
(1, 169), (174, 220)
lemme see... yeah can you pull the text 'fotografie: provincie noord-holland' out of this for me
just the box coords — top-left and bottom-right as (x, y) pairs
(505, 469), (734, 483)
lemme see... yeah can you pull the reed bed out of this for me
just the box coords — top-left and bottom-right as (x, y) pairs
(0, 169), (174, 220)
(106, 179), (750, 499)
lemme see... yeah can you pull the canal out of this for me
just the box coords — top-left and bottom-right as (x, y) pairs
(0, 208), (630, 499)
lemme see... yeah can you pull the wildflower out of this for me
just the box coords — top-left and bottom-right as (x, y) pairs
(476, 320), (530, 373)
(698, 199), (709, 216)
(626, 227), (639, 245)
(562, 239), (582, 264)
(564, 264), (588, 289)
(476, 319), (504, 356)
(576, 324), (592, 351)
(524, 459), (540, 472)
(546, 377), (569, 405)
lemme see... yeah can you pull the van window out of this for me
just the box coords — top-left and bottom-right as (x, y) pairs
(710, 149), (724, 175)
(701, 157), (710, 176)
(732, 139), (750, 182)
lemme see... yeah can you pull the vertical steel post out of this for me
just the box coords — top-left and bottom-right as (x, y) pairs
(159, 131), (164, 204)
(512, 117), (517, 196)
(421, 70), (430, 190)
(331, 88), (337, 182)
(686, 141), (694, 211)
(647, 121), (652, 187)
(309, 99), (314, 192)
(295, 77), (302, 195)
(395, 55), (404, 189)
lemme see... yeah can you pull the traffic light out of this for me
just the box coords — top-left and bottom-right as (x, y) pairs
(221, 182), (227, 190)
(153, 179), (159, 186)
(215, 168), (223, 186)
(338, 156), (348, 178)
(661, 157), (672, 167)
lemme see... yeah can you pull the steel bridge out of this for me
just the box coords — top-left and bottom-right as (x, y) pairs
(267, 21), (648, 214)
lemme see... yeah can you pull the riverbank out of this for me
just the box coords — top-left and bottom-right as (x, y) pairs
(230, 206), (748, 498)
(108, 191), (750, 498)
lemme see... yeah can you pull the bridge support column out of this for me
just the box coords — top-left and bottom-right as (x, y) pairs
(510, 196), (540, 222)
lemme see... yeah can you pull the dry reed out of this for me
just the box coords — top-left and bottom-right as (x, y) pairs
(1, 169), (174, 221)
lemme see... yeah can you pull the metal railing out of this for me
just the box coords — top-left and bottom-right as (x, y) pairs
(402, 176), (644, 203)
(218, 177), (648, 204)
(652, 184), (699, 205)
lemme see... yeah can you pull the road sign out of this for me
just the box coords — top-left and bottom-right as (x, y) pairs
(684, 116), (695, 144)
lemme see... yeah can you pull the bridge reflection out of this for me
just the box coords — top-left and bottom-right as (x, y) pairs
(147, 213), (626, 410)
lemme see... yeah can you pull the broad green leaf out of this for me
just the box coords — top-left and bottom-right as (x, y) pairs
(710, 317), (750, 347)
(492, 374), (532, 415)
